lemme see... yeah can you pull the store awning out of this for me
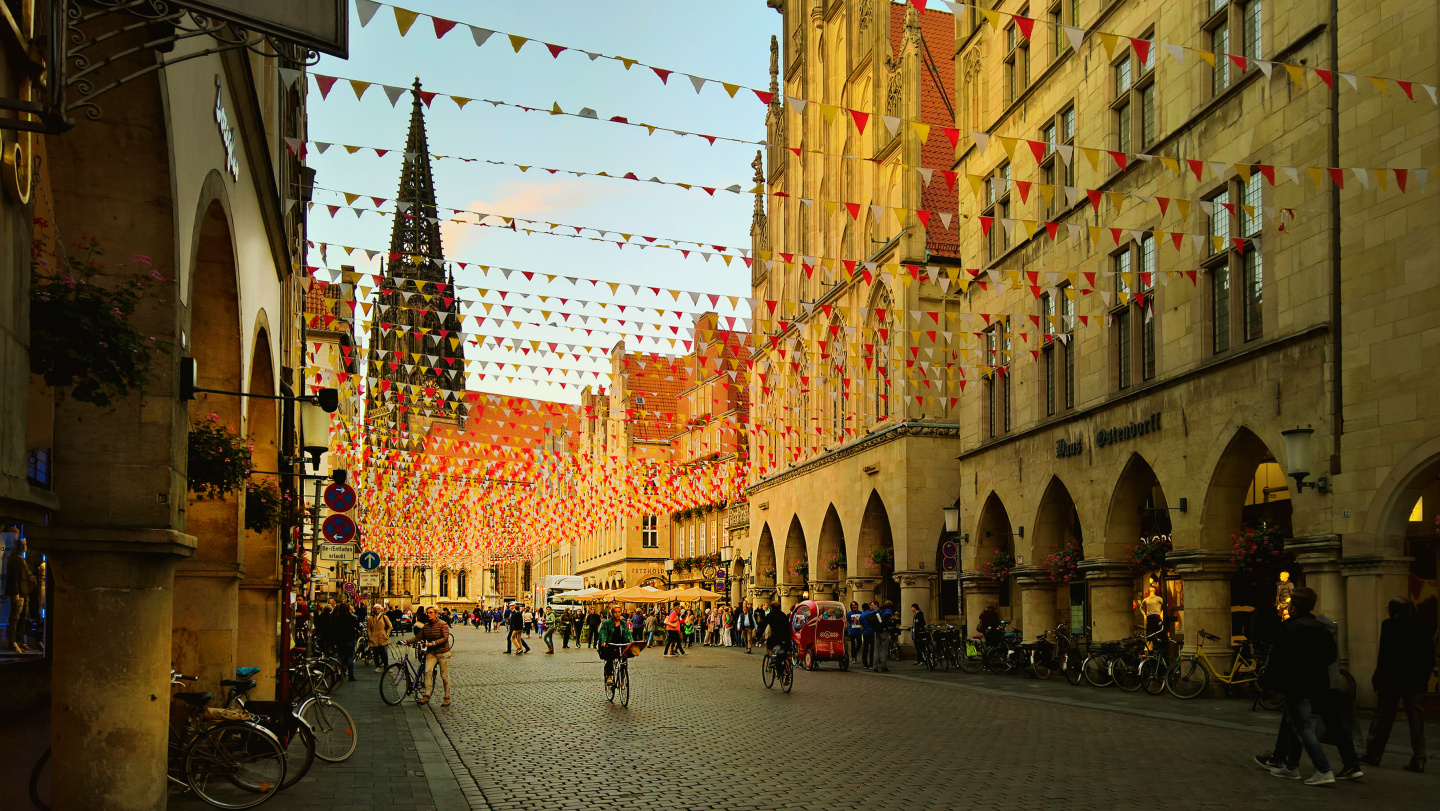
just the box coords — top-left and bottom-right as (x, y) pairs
(666, 585), (724, 601)
(608, 585), (670, 603)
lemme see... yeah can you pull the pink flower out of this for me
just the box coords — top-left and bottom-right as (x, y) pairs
(133, 254), (153, 266)
(148, 268), (164, 282)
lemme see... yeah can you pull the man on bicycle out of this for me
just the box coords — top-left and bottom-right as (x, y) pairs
(598, 607), (633, 685)
(761, 601), (792, 663)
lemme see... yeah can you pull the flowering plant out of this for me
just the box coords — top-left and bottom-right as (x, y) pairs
(824, 553), (847, 572)
(1230, 523), (1293, 575)
(188, 413), (252, 498)
(1127, 534), (1173, 575)
(762, 567), (777, 580)
(29, 228), (168, 407)
(868, 547), (894, 568)
(790, 560), (809, 579)
(977, 549), (1015, 583)
(244, 479), (282, 532)
(1040, 538), (1083, 583)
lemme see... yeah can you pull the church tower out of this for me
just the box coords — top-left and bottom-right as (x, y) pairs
(366, 80), (467, 436)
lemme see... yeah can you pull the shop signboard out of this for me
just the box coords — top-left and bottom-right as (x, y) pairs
(359, 572), (382, 588)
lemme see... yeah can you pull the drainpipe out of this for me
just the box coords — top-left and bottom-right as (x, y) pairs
(1328, 0), (1342, 474)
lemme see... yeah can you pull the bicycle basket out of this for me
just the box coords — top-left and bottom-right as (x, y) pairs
(240, 700), (297, 739)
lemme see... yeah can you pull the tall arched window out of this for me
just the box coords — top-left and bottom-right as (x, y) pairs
(456, 570), (467, 598)
(439, 570), (450, 597)
(829, 316), (848, 442)
(796, 358), (811, 460)
(870, 286), (894, 423)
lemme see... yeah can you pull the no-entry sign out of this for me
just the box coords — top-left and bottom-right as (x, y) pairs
(322, 513), (356, 543)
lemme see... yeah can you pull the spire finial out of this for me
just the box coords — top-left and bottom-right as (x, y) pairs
(768, 35), (779, 99)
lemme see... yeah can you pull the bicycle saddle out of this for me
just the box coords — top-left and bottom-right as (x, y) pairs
(220, 678), (256, 690)
(174, 691), (213, 706)
(235, 666), (261, 678)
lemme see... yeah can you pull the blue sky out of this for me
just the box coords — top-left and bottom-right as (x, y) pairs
(308, 0), (780, 402)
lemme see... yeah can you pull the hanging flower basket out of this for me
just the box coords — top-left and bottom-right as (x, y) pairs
(188, 414), (252, 499)
(762, 567), (777, 581)
(244, 479), (282, 532)
(868, 548), (894, 568)
(1230, 523), (1294, 576)
(790, 561), (809, 579)
(1127, 534), (1173, 576)
(977, 549), (1015, 583)
(824, 553), (847, 572)
(1040, 538), (1083, 583)
(29, 229), (168, 407)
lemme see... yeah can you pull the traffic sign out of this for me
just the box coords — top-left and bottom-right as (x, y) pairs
(941, 557), (958, 572)
(342, 582), (356, 595)
(322, 513), (356, 543)
(941, 541), (958, 558)
(359, 572), (382, 588)
(323, 482), (356, 512)
(942, 572), (959, 581)
(359, 550), (380, 571)
(318, 543), (356, 562)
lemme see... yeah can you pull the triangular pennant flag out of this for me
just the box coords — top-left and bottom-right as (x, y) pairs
(355, 0), (380, 27)
(392, 7), (419, 36)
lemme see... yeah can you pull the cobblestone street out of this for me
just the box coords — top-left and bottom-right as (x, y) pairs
(261, 626), (1438, 811)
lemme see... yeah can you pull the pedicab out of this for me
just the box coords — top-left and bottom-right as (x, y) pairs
(790, 599), (850, 671)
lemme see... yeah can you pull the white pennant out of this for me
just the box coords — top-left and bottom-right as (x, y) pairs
(355, 0), (380, 26)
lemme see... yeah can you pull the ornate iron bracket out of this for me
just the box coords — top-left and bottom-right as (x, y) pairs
(0, 0), (320, 134)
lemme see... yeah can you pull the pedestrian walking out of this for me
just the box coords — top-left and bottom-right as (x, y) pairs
(509, 605), (529, 654)
(523, 606), (535, 636)
(411, 606), (452, 706)
(736, 601), (755, 652)
(1361, 596), (1434, 773)
(368, 604), (393, 672)
(910, 603), (928, 667)
(586, 609), (602, 649)
(331, 600), (359, 681)
(664, 607), (684, 656)
(1260, 586), (1339, 785)
(644, 611), (661, 647)
(858, 602), (876, 669)
(871, 601), (895, 673)
(845, 601), (863, 663)
(544, 607), (560, 654)
(561, 610), (574, 649)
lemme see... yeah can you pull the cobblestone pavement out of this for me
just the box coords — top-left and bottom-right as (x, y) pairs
(414, 626), (1434, 811)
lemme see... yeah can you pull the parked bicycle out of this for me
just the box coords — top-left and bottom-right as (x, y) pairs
(1166, 630), (1285, 709)
(380, 640), (431, 706)
(222, 667), (317, 790)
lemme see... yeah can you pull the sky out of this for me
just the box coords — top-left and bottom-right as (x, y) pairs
(307, 0), (781, 402)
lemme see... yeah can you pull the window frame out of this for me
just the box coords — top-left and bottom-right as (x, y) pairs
(1203, 175), (1263, 354)
(1003, 11), (1031, 107)
(1207, 0), (1261, 98)
(1110, 238), (1159, 391)
(984, 163), (1013, 263)
(1111, 30), (1156, 155)
(983, 318), (1012, 437)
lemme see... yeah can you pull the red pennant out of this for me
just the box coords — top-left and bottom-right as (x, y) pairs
(754, 89), (773, 105)
(1109, 151), (1128, 171)
(942, 127), (961, 148)
(1109, 228), (1123, 244)
(1156, 197), (1170, 216)
(1130, 38), (1151, 64)
(1394, 169), (1408, 192)
(1396, 80), (1414, 100)
(845, 202), (861, 220)
(1230, 54), (1248, 73)
(1014, 16), (1035, 40)
(652, 67), (672, 83)
(1087, 189), (1103, 211)
(1027, 140), (1046, 163)
(1257, 164), (1275, 185)
(546, 43), (566, 58)
(1328, 168), (1345, 188)
(916, 210), (932, 227)
(1015, 181), (1032, 203)
(432, 18), (458, 38)
(1187, 159), (1205, 180)
(850, 110), (870, 134)
(315, 74), (338, 99)
(1045, 221), (1059, 239)
(418, 90), (437, 107)
(979, 216), (995, 236)
(1233, 238), (1247, 254)
(910, 0), (928, 11)
(1315, 69), (1333, 90)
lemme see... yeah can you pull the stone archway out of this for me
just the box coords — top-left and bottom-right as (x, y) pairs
(815, 505), (845, 601)
(755, 523), (778, 600)
(175, 198), (243, 695)
(1096, 453), (1172, 646)
(1027, 477), (1083, 636)
(854, 490), (896, 606)
(969, 493), (1015, 627)
(781, 516), (808, 610)
(238, 327), (280, 698)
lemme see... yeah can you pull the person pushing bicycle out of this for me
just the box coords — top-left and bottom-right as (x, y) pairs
(597, 607), (633, 686)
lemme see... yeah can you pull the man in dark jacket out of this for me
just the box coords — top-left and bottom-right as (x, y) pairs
(586, 610), (603, 649)
(1261, 587), (1339, 785)
(1361, 597), (1434, 772)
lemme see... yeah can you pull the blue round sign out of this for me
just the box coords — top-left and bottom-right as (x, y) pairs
(322, 513), (356, 543)
(323, 482), (356, 512)
(359, 551), (381, 571)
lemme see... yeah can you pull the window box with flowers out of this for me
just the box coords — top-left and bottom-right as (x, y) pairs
(762, 567), (777, 581)
(188, 413), (252, 499)
(1040, 539), (1083, 583)
(977, 549), (1016, 583)
(868, 548), (894, 568)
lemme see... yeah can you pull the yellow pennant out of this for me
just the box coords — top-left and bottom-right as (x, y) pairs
(393, 8), (420, 36)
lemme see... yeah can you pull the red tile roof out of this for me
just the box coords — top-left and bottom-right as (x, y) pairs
(891, 5), (959, 259)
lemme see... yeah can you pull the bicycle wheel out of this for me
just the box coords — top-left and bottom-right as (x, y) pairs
(780, 658), (793, 693)
(278, 718), (315, 791)
(29, 746), (50, 811)
(1083, 654), (1114, 687)
(761, 655), (776, 689)
(617, 666), (630, 707)
(186, 721), (285, 809)
(1113, 655), (1144, 692)
(604, 668), (616, 703)
(316, 660), (344, 695)
(1166, 658), (1209, 699)
(1256, 686), (1285, 711)
(299, 698), (358, 762)
(1031, 652), (1053, 681)
(940, 645), (953, 673)
(380, 663), (410, 706)
(1140, 657), (1168, 695)
(984, 645), (1013, 675)
(957, 641), (985, 674)
(1063, 651), (1085, 686)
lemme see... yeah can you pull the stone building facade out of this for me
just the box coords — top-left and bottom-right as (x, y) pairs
(942, 0), (1438, 702)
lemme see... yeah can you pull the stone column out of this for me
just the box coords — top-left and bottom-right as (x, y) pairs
(895, 571), (936, 647)
(811, 579), (839, 601)
(1290, 536), (1345, 657)
(778, 584), (802, 612)
(846, 577), (882, 607)
(1080, 559), (1134, 644)
(960, 576), (999, 637)
(1015, 568), (1057, 638)
(749, 585), (775, 606)
(1341, 556), (1411, 707)
(1169, 550), (1237, 671)
(33, 531), (194, 811)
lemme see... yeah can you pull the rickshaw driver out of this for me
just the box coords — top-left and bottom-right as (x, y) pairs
(761, 601), (792, 662)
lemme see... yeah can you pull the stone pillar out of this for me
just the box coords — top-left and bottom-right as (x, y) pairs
(1080, 559), (1134, 644)
(749, 586), (775, 606)
(1169, 551), (1236, 669)
(895, 571), (936, 647)
(811, 579), (839, 601)
(1291, 537), (1345, 658)
(960, 577), (999, 637)
(1015, 569), (1057, 639)
(1341, 556), (1411, 707)
(237, 585), (280, 698)
(846, 577), (882, 607)
(778, 584), (802, 612)
(33, 532), (194, 811)
(173, 564), (241, 695)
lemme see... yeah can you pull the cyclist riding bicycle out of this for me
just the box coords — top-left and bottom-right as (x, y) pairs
(597, 607), (633, 685)
(761, 601), (792, 662)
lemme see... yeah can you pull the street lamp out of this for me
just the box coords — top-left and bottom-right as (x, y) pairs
(1281, 427), (1330, 493)
(298, 399), (334, 471)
